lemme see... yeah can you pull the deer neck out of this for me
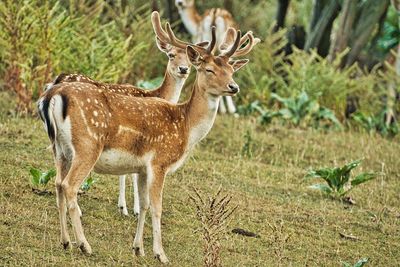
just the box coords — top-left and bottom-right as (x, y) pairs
(156, 71), (185, 103)
(183, 79), (220, 148)
(178, 6), (201, 37)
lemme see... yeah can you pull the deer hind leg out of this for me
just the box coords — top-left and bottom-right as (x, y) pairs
(148, 166), (168, 263)
(225, 95), (237, 114)
(118, 175), (129, 216)
(54, 147), (72, 250)
(133, 168), (149, 257)
(132, 173), (140, 216)
(62, 150), (100, 255)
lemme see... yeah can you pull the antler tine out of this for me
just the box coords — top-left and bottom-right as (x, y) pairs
(206, 26), (217, 54)
(165, 22), (190, 50)
(232, 32), (260, 57)
(151, 11), (170, 44)
(221, 30), (241, 58)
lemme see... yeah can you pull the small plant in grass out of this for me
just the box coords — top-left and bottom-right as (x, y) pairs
(189, 188), (237, 267)
(352, 109), (399, 137)
(237, 100), (265, 116)
(342, 257), (369, 267)
(81, 175), (96, 192)
(306, 160), (376, 200)
(29, 167), (56, 188)
(272, 91), (341, 129)
(237, 101), (279, 125)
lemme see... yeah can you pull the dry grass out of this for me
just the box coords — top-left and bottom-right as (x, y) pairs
(0, 91), (399, 266)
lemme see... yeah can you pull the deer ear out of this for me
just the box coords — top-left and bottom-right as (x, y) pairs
(229, 59), (249, 72)
(186, 46), (202, 67)
(155, 37), (172, 53)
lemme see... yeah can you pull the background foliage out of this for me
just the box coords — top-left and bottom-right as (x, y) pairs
(0, 0), (399, 134)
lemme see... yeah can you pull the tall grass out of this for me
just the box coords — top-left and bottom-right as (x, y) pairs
(0, 0), (397, 125)
(0, 0), (158, 112)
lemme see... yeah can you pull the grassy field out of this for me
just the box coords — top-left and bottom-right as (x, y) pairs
(0, 90), (399, 266)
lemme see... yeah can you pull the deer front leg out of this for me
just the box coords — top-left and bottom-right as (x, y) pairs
(118, 175), (129, 215)
(54, 154), (71, 250)
(149, 166), (169, 264)
(133, 169), (149, 257)
(132, 173), (140, 216)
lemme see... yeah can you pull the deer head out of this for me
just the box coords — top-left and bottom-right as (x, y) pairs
(151, 12), (209, 80)
(164, 24), (259, 97)
(175, 0), (195, 10)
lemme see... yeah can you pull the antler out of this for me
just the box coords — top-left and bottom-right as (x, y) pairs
(206, 26), (217, 53)
(232, 32), (260, 57)
(151, 12), (171, 44)
(220, 29), (260, 58)
(220, 30), (241, 58)
(151, 11), (211, 51)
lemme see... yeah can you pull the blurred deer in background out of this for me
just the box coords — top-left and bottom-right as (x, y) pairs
(38, 11), (258, 263)
(43, 13), (209, 217)
(175, 0), (240, 115)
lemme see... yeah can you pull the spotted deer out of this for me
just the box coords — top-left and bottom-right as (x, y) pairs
(38, 12), (258, 263)
(45, 13), (209, 216)
(175, 0), (239, 115)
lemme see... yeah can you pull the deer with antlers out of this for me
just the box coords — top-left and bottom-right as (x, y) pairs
(38, 11), (258, 263)
(175, 0), (241, 115)
(44, 14), (210, 216)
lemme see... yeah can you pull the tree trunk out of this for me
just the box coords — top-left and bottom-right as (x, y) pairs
(273, 0), (290, 32)
(305, 0), (340, 56)
(386, 0), (400, 125)
(164, 0), (186, 33)
(345, 0), (390, 66)
(223, 0), (233, 13)
(152, 0), (159, 11)
(330, 0), (358, 62)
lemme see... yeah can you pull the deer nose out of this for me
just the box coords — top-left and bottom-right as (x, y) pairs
(228, 83), (239, 94)
(176, 0), (183, 6)
(179, 66), (189, 74)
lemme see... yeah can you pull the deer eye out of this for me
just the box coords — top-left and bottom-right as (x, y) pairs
(168, 53), (175, 59)
(206, 69), (215, 75)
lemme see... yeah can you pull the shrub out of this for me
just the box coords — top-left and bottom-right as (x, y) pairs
(189, 188), (237, 267)
(0, 0), (154, 113)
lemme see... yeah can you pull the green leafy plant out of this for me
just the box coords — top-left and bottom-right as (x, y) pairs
(29, 167), (56, 187)
(342, 258), (369, 267)
(136, 76), (163, 90)
(272, 91), (341, 128)
(237, 101), (279, 125)
(306, 160), (376, 199)
(352, 109), (399, 137)
(237, 101), (263, 116)
(81, 176), (96, 192)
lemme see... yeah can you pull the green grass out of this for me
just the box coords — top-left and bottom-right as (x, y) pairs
(0, 90), (399, 266)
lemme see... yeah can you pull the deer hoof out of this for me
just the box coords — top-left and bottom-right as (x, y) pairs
(155, 253), (169, 264)
(133, 246), (145, 257)
(79, 242), (92, 255)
